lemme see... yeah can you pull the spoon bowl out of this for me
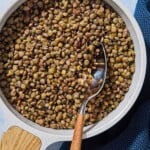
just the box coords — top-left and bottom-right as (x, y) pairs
(80, 43), (107, 114)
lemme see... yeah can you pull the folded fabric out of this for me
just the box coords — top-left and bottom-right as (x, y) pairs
(60, 0), (150, 149)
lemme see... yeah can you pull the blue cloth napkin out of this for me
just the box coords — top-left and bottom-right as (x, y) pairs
(60, 0), (150, 149)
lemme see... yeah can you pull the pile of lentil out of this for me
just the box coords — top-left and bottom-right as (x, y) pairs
(0, 0), (135, 129)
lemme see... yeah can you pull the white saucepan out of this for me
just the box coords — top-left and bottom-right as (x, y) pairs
(0, 0), (147, 149)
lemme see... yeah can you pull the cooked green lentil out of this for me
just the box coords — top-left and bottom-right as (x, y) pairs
(0, 0), (135, 129)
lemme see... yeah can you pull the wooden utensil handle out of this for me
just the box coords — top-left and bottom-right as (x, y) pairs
(0, 126), (41, 150)
(70, 114), (85, 150)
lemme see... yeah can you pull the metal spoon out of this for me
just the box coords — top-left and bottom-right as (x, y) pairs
(70, 43), (107, 150)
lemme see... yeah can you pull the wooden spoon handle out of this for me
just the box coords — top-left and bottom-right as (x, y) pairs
(70, 114), (85, 150)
